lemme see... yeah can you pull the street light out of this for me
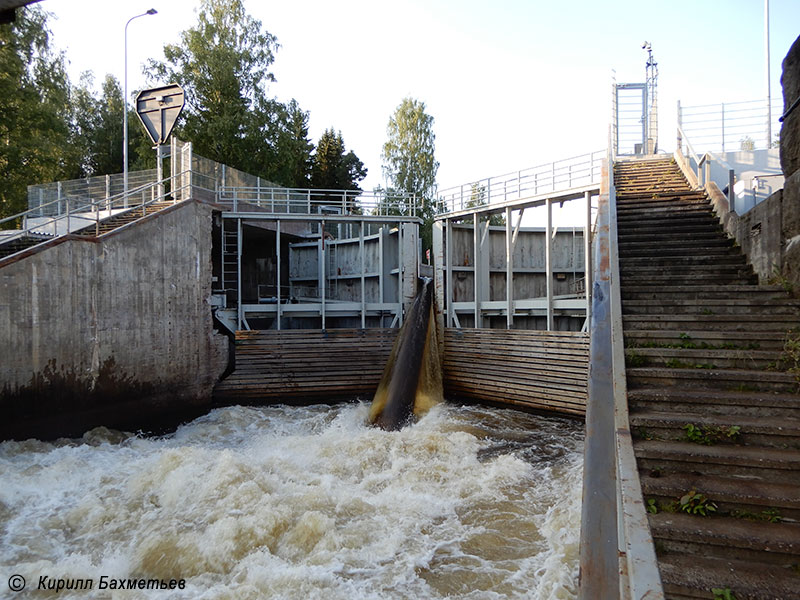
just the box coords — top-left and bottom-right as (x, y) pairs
(124, 8), (157, 199)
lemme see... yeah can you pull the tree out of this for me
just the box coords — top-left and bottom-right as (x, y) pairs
(0, 6), (78, 221)
(147, 0), (280, 179)
(273, 98), (314, 188)
(381, 97), (439, 254)
(311, 128), (366, 190)
(464, 183), (505, 226)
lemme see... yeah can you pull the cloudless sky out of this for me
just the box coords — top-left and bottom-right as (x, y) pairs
(44, 0), (799, 195)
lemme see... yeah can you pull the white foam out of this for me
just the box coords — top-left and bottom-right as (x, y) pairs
(0, 402), (583, 599)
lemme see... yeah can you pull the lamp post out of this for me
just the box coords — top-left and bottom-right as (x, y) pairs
(124, 8), (157, 200)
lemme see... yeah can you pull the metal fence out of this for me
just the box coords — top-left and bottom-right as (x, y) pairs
(678, 98), (783, 154)
(218, 186), (419, 217)
(436, 150), (604, 215)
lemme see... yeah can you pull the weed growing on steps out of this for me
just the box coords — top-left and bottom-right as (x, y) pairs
(712, 588), (738, 600)
(679, 490), (717, 516)
(780, 329), (800, 391)
(768, 265), (796, 296)
(683, 423), (741, 445)
(666, 358), (716, 369)
(731, 508), (782, 523)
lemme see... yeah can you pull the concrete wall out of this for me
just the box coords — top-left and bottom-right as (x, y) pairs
(0, 200), (229, 440)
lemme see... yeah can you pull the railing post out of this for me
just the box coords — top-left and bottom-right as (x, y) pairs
(65, 196), (70, 235)
(728, 169), (736, 213)
(721, 103), (726, 153)
(105, 174), (110, 210)
(57, 181), (63, 216)
(677, 100), (682, 153)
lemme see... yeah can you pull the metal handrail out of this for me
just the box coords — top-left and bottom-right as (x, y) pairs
(579, 131), (664, 599)
(0, 172), (188, 248)
(779, 94), (800, 122)
(217, 186), (420, 217)
(436, 149), (604, 214)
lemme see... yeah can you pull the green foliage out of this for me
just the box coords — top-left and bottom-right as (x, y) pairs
(381, 97), (439, 255)
(711, 587), (737, 600)
(646, 498), (658, 514)
(625, 350), (646, 368)
(679, 490), (717, 516)
(0, 5), (79, 222)
(683, 423), (741, 445)
(147, 0), (295, 184)
(781, 329), (800, 391)
(731, 508), (782, 523)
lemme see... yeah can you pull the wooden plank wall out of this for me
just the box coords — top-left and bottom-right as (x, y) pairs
(443, 328), (589, 416)
(213, 329), (398, 403)
(214, 327), (589, 417)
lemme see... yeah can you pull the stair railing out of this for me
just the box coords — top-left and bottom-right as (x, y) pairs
(677, 122), (737, 212)
(580, 131), (664, 600)
(0, 170), (191, 257)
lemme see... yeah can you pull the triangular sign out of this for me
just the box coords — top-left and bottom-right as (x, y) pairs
(135, 84), (185, 145)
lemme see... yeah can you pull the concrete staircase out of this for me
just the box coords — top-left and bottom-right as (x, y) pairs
(0, 202), (175, 261)
(616, 157), (800, 599)
(75, 201), (175, 236)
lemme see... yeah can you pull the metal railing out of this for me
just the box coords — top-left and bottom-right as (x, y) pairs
(579, 133), (664, 599)
(0, 173), (189, 249)
(436, 150), (603, 215)
(218, 186), (420, 218)
(677, 122), (762, 215)
(678, 97), (782, 153)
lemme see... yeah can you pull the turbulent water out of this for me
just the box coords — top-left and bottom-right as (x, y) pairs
(0, 402), (583, 599)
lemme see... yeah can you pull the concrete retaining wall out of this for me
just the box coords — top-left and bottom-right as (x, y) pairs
(0, 200), (229, 440)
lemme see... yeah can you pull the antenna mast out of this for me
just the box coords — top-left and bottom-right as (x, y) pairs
(643, 41), (659, 154)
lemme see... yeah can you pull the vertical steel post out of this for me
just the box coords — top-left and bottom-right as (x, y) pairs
(446, 219), (453, 328)
(276, 219), (281, 330)
(546, 198), (553, 331)
(506, 207), (513, 329)
(473, 212), (480, 328)
(378, 227), (385, 327)
(57, 181), (62, 217)
(320, 235), (326, 330)
(360, 220), (366, 329)
(398, 223), (404, 327)
(584, 191), (593, 326)
(237, 218), (243, 331)
(721, 103), (726, 153)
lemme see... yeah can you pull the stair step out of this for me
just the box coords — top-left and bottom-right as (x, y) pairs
(634, 440), (800, 484)
(625, 346), (785, 369)
(624, 329), (786, 351)
(622, 298), (800, 316)
(658, 554), (800, 600)
(626, 366), (799, 393)
(649, 511), (800, 565)
(620, 255), (747, 269)
(630, 410), (800, 448)
(623, 314), (798, 332)
(642, 472), (800, 520)
(618, 231), (729, 244)
(621, 284), (787, 298)
(627, 388), (800, 418)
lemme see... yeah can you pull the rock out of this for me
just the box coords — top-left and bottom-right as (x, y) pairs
(780, 35), (800, 177)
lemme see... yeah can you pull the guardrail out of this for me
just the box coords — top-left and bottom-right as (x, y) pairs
(677, 122), (747, 214)
(0, 173), (189, 249)
(217, 186), (420, 217)
(436, 150), (603, 215)
(579, 136), (664, 599)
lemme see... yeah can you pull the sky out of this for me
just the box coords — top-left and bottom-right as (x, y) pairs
(43, 0), (800, 197)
